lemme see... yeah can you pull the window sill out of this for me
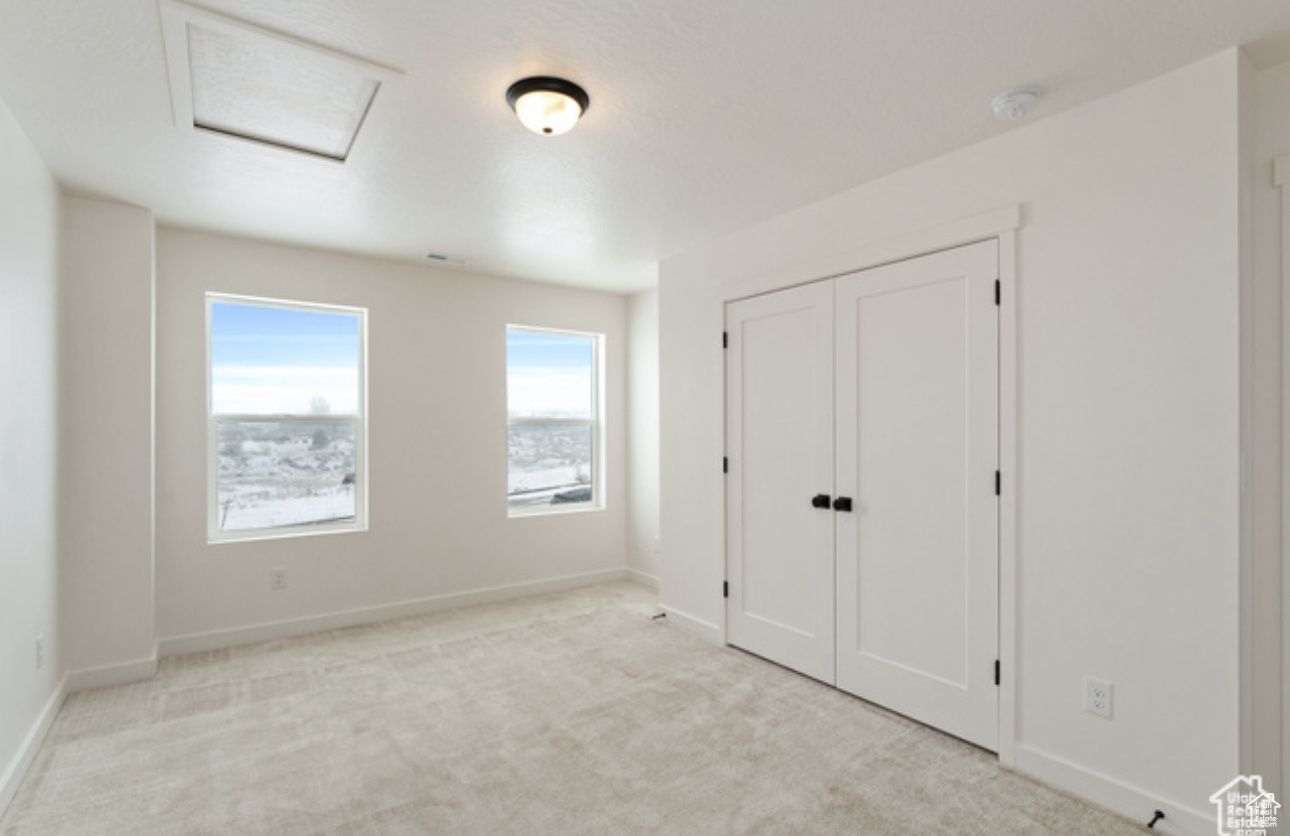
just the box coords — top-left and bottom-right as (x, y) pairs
(208, 523), (368, 546)
(508, 504), (603, 520)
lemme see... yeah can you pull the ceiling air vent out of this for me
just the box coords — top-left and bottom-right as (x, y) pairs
(159, 0), (401, 162)
(425, 252), (471, 266)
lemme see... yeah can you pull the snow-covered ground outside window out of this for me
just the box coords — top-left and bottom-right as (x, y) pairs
(508, 424), (592, 509)
(217, 421), (356, 531)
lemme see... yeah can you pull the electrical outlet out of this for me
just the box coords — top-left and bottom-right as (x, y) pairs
(35, 634), (45, 670)
(1084, 676), (1113, 719)
(270, 568), (287, 591)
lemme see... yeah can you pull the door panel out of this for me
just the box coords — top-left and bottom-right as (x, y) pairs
(726, 281), (835, 684)
(835, 240), (999, 750)
(854, 278), (969, 685)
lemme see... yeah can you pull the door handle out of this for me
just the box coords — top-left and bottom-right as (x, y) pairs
(811, 494), (831, 509)
(833, 496), (853, 512)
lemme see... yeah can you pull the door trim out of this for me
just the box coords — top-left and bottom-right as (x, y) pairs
(718, 205), (1021, 767)
(719, 205), (1020, 303)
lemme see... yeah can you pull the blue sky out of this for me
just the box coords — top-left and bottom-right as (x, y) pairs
(507, 330), (594, 418)
(211, 302), (361, 415)
(211, 303), (360, 367)
(211, 308), (593, 418)
(506, 330), (593, 371)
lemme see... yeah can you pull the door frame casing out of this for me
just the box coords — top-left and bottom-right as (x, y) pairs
(718, 204), (1022, 767)
(1269, 155), (1290, 797)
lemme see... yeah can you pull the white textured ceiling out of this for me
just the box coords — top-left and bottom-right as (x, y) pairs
(3, 0), (1290, 294)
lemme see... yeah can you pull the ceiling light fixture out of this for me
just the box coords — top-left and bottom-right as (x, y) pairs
(505, 76), (589, 136)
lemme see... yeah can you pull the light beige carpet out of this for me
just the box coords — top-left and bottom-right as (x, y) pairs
(2, 582), (1144, 835)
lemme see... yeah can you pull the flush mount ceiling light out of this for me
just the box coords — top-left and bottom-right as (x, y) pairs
(991, 88), (1040, 121)
(505, 76), (589, 136)
(159, 0), (402, 162)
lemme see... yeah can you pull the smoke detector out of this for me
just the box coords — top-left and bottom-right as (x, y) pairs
(991, 88), (1039, 121)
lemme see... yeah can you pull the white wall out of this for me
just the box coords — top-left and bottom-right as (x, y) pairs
(1252, 56), (1290, 801)
(155, 229), (628, 647)
(659, 50), (1244, 831)
(59, 196), (156, 682)
(0, 98), (63, 815)
(626, 289), (660, 584)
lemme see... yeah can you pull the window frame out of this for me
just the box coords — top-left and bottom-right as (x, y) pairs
(505, 324), (604, 518)
(206, 292), (369, 544)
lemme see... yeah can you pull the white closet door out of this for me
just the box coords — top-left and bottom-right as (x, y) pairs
(726, 281), (836, 684)
(834, 240), (999, 750)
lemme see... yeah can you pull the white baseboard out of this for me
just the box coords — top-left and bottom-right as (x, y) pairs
(1014, 745), (1211, 836)
(0, 675), (67, 821)
(659, 604), (722, 645)
(625, 568), (659, 590)
(65, 657), (158, 693)
(158, 568), (628, 657)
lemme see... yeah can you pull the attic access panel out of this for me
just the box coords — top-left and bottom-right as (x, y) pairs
(160, 0), (401, 162)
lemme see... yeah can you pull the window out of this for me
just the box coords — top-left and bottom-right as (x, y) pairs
(208, 294), (367, 541)
(506, 326), (602, 515)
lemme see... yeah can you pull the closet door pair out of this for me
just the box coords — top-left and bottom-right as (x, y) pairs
(725, 240), (999, 750)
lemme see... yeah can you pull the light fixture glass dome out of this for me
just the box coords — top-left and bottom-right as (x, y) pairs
(506, 77), (589, 136)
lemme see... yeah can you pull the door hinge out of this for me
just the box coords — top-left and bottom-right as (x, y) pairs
(723, 456), (728, 474)
(995, 470), (1001, 496)
(723, 581), (729, 599)
(723, 331), (728, 349)
(994, 280), (1001, 306)
(994, 659), (1001, 686)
